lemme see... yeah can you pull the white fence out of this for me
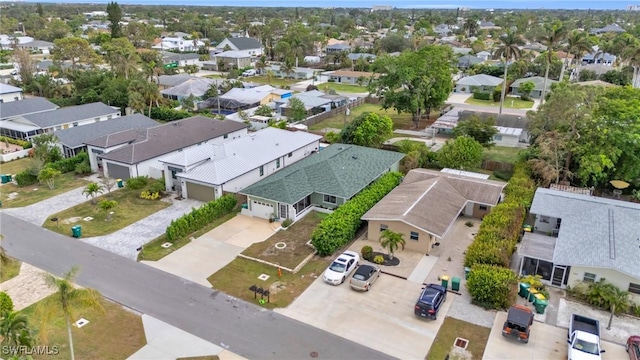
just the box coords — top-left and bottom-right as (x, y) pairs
(0, 149), (30, 164)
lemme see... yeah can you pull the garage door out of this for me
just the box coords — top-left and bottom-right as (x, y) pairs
(251, 200), (275, 219)
(106, 162), (131, 180)
(186, 181), (215, 202)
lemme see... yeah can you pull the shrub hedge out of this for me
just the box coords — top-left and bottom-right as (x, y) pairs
(126, 176), (149, 190)
(166, 194), (237, 241)
(0, 136), (31, 149)
(15, 169), (38, 186)
(473, 91), (491, 100)
(467, 264), (518, 310)
(311, 171), (403, 256)
(48, 152), (88, 173)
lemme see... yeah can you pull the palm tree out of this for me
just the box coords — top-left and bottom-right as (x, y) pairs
(567, 30), (593, 82)
(99, 200), (118, 221)
(128, 92), (146, 114)
(82, 182), (103, 205)
(622, 43), (640, 88)
(0, 310), (34, 349)
(601, 283), (630, 330)
(538, 22), (568, 103)
(280, 60), (294, 78)
(40, 267), (104, 360)
(463, 18), (479, 37)
(379, 230), (406, 260)
(265, 69), (275, 85)
(493, 31), (525, 114)
(255, 55), (267, 75)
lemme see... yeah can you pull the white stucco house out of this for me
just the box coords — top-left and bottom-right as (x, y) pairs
(158, 127), (322, 201)
(0, 83), (23, 103)
(215, 37), (263, 57)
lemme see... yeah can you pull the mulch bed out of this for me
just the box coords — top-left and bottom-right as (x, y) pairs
(364, 252), (400, 266)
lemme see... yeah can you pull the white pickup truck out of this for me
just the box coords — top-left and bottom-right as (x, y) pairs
(568, 314), (606, 360)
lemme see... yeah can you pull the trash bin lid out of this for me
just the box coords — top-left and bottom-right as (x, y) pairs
(537, 300), (548, 305)
(452, 277), (461, 282)
(441, 275), (450, 280)
(534, 293), (546, 300)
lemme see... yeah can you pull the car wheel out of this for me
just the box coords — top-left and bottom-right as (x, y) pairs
(341, 276), (345, 284)
(625, 344), (629, 352)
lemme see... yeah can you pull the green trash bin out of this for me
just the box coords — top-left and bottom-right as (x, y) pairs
(451, 277), (461, 291)
(71, 225), (82, 238)
(535, 299), (548, 314)
(116, 179), (124, 188)
(528, 288), (539, 302)
(241, 203), (248, 209)
(464, 267), (471, 279)
(6, 174), (12, 182)
(519, 283), (530, 298)
(441, 275), (450, 289)
(1, 175), (7, 184)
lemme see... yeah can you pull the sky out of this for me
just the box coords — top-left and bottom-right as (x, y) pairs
(21, 0), (640, 9)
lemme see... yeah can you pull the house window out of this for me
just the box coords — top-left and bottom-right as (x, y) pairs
(72, 122), (79, 127)
(323, 194), (337, 204)
(224, 134), (228, 139)
(478, 205), (488, 211)
(288, 152), (292, 158)
(410, 232), (419, 241)
(493, 135), (503, 141)
(259, 166), (264, 176)
(556, 218), (562, 229)
(629, 283), (640, 295)
(379, 224), (388, 232)
(171, 170), (178, 179)
(276, 158), (280, 168)
(583, 272), (596, 283)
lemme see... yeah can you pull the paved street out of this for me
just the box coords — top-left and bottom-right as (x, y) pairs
(1, 214), (393, 360)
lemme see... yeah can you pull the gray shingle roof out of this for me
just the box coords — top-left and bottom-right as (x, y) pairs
(227, 37), (262, 50)
(23, 102), (119, 128)
(240, 144), (405, 204)
(456, 74), (503, 87)
(362, 169), (506, 238)
(55, 114), (159, 149)
(530, 188), (640, 279)
(160, 78), (217, 98)
(0, 83), (22, 95)
(510, 76), (557, 91)
(100, 116), (249, 164)
(458, 110), (528, 129)
(157, 74), (197, 87)
(0, 97), (58, 120)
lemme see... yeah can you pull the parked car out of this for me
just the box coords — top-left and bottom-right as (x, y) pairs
(627, 336), (640, 360)
(242, 69), (256, 77)
(502, 305), (534, 343)
(323, 251), (360, 285)
(414, 283), (447, 320)
(349, 264), (380, 291)
(568, 314), (605, 360)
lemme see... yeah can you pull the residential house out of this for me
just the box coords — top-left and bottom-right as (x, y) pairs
(327, 70), (376, 85)
(455, 74), (503, 93)
(577, 63), (614, 77)
(275, 90), (347, 117)
(152, 36), (204, 52)
(433, 24), (453, 36)
(55, 114), (158, 158)
(303, 56), (321, 64)
(0, 35), (33, 48)
(362, 168), (506, 254)
(0, 83), (23, 103)
(476, 51), (492, 61)
(458, 55), (484, 70)
(267, 65), (316, 80)
(204, 85), (291, 114)
(450, 46), (473, 56)
(160, 51), (200, 67)
(479, 21), (501, 30)
(240, 144), (404, 221)
(204, 50), (253, 71)
(160, 77), (220, 101)
(156, 74), (199, 90)
(19, 40), (54, 54)
(581, 51), (616, 66)
(457, 110), (530, 147)
(517, 187), (640, 304)
(523, 43), (547, 52)
(590, 24), (626, 34)
(348, 53), (377, 62)
(88, 116), (248, 179)
(510, 76), (557, 99)
(159, 127), (322, 200)
(215, 37), (263, 57)
(326, 43), (351, 54)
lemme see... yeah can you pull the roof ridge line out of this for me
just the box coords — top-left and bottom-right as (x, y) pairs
(403, 180), (438, 217)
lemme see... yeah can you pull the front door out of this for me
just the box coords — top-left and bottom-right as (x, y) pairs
(552, 265), (566, 287)
(279, 204), (288, 219)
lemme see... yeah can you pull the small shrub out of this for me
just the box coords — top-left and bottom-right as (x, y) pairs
(0, 291), (13, 313)
(492, 89), (502, 102)
(48, 151), (88, 173)
(147, 178), (165, 194)
(373, 255), (385, 265)
(281, 218), (293, 228)
(140, 190), (160, 200)
(75, 161), (91, 175)
(15, 169), (38, 187)
(465, 221), (474, 227)
(361, 245), (373, 261)
(493, 169), (514, 181)
(467, 264), (518, 310)
(473, 91), (491, 100)
(126, 176), (149, 190)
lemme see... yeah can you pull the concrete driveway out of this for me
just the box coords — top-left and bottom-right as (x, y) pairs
(483, 312), (628, 360)
(276, 274), (453, 359)
(142, 215), (276, 286)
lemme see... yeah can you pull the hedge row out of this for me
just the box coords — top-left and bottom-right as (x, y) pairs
(311, 171), (403, 256)
(166, 194), (237, 241)
(48, 151), (88, 173)
(0, 136), (31, 149)
(466, 264), (518, 309)
(15, 152), (89, 187)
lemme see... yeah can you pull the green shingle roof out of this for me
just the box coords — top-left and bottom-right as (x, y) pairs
(240, 144), (404, 204)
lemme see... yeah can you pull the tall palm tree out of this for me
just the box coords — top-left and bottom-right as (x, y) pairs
(40, 266), (104, 360)
(82, 182), (103, 205)
(265, 69), (275, 85)
(379, 230), (406, 260)
(128, 92), (146, 114)
(567, 30), (593, 82)
(493, 31), (525, 114)
(0, 310), (34, 349)
(601, 283), (630, 330)
(538, 22), (568, 103)
(462, 18), (479, 37)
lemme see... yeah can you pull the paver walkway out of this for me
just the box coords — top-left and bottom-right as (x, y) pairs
(0, 262), (56, 310)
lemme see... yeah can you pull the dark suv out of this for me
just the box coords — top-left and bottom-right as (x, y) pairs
(414, 284), (447, 320)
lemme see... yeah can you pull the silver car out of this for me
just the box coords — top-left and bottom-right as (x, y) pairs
(349, 264), (380, 291)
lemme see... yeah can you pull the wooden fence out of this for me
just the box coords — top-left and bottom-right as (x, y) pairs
(481, 160), (514, 172)
(303, 97), (365, 127)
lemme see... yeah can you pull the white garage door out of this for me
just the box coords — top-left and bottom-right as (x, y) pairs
(251, 200), (275, 219)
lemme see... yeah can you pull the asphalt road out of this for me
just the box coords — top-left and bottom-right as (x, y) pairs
(1, 214), (394, 360)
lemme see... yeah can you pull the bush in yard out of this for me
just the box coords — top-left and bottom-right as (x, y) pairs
(467, 264), (518, 310)
(166, 194), (237, 241)
(0, 291), (13, 313)
(0, 136), (30, 148)
(311, 172), (403, 256)
(473, 91), (491, 100)
(146, 178), (165, 194)
(75, 161), (91, 175)
(47, 151), (88, 173)
(139, 190), (160, 200)
(361, 245), (373, 261)
(15, 169), (38, 187)
(281, 218), (293, 228)
(373, 255), (385, 265)
(126, 176), (149, 190)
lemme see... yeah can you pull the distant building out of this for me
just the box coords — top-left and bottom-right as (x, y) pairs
(626, 4), (640, 11)
(371, 5), (392, 11)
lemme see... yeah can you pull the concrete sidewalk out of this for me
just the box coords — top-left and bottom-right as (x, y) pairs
(0, 262), (56, 310)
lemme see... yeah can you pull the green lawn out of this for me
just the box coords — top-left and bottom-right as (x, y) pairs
(0, 157), (32, 175)
(138, 208), (240, 261)
(0, 253), (21, 283)
(249, 75), (300, 87)
(426, 317), (491, 359)
(321, 82), (369, 93)
(42, 188), (170, 236)
(465, 96), (534, 109)
(204, 74), (225, 79)
(20, 294), (146, 360)
(208, 256), (331, 309)
(483, 146), (522, 164)
(0, 173), (89, 208)
(309, 103), (415, 131)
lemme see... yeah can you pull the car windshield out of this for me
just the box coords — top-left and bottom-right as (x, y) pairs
(353, 274), (366, 281)
(329, 262), (346, 273)
(573, 339), (599, 355)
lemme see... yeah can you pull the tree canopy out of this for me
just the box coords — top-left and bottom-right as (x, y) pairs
(437, 136), (484, 170)
(340, 112), (393, 148)
(452, 115), (498, 147)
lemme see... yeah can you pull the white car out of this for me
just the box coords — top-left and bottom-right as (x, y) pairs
(323, 251), (360, 285)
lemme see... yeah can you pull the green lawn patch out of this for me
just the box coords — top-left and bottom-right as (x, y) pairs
(483, 146), (522, 164)
(249, 75), (300, 87)
(321, 82), (369, 93)
(20, 294), (146, 360)
(427, 317), (491, 360)
(138, 208), (241, 262)
(309, 103), (415, 131)
(0, 253), (21, 283)
(0, 173), (89, 209)
(465, 96), (534, 109)
(241, 211), (326, 269)
(42, 188), (170, 237)
(204, 74), (225, 79)
(0, 157), (32, 175)
(208, 256), (331, 309)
